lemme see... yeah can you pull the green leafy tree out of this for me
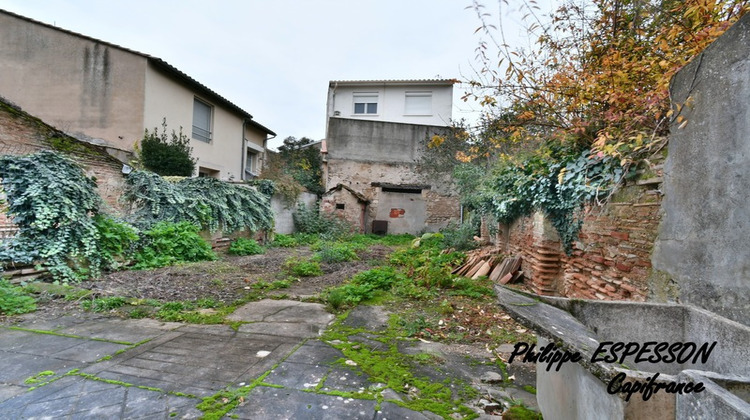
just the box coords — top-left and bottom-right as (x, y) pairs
(140, 119), (196, 176)
(275, 136), (324, 195)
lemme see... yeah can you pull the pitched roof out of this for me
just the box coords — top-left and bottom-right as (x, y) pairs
(323, 184), (370, 203)
(0, 8), (275, 136)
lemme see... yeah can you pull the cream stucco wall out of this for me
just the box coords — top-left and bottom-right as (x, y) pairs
(143, 64), (266, 180)
(0, 12), (146, 151)
(326, 81), (453, 127)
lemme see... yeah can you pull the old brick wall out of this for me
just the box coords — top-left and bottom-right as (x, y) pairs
(0, 99), (127, 237)
(326, 158), (459, 234)
(499, 175), (663, 301)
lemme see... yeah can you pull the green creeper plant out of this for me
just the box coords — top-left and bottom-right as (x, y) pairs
(0, 151), (104, 282)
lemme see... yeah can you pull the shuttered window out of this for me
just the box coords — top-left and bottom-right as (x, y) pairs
(192, 98), (212, 142)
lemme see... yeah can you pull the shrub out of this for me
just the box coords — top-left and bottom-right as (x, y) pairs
(227, 238), (265, 256)
(293, 203), (351, 240)
(81, 296), (127, 312)
(94, 215), (139, 269)
(282, 257), (322, 277)
(271, 234), (298, 248)
(326, 267), (406, 308)
(0, 280), (36, 315)
(132, 222), (216, 269)
(440, 221), (478, 251)
(140, 119), (196, 176)
(314, 242), (359, 263)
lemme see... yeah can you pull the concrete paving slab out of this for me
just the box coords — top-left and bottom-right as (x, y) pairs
(55, 317), (182, 343)
(341, 305), (392, 331)
(228, 299), (334, 337)
(376, 401), (433, 419)
(231, 385), (378, 419)
(283, 340), (344, 365)
(263, 361), (330, 389)
(0, 375), (202, 419)
(238, 321), (328, 338)
(320, 367), (375, 393)
(0, 385), (25, 404)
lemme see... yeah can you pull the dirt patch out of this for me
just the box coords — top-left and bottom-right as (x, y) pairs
(1, 244), (394, 324)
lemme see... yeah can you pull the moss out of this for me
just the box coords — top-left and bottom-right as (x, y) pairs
(320, 312), (477, 419)
(46, 136), (92, 155)
(24, 370), (56, 385)
(503, 403), (543, 420)
(8, 326), (133, 346)
(648, 269), (681, 302)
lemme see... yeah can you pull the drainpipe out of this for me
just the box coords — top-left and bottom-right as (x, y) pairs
(241, 119), (248, 180)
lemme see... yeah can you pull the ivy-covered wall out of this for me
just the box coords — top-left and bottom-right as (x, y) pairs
(498, 171), (663, 301)
(0, 98), (127, 237)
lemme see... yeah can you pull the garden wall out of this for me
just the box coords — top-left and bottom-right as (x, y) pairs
(0, 98), (127, 239)
(271, 191), (318, 235)
(498, 168), (663, 301)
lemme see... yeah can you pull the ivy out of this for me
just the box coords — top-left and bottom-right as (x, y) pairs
(0, 151), (104, 282)
(123, 170), (273, 233)
(485, 148), (628, 254)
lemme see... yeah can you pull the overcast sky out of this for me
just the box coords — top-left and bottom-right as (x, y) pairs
(0, 0), (553, 149)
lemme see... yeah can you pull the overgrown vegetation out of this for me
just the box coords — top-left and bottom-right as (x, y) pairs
(0, 151), (105, 282)
(0, 279), (37, 315)
(423, 0), (748, 253)
(227, 238), (265, 256)
(292, 202), (352, 240)
(131, 222), (216, 270)
(123, 170), (273, 233)
(139, 119), (196, 176)
(0, 151), (271, 283)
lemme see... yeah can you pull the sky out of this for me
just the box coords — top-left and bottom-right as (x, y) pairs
(0, 0), (553, 149)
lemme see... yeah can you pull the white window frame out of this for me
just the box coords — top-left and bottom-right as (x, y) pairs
(353, 92), (378, 115)
(192, 97), (213, 143)
(404, 91), (433, 116)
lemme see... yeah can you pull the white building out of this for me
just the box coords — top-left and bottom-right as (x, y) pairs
(325, 79), (455, 129)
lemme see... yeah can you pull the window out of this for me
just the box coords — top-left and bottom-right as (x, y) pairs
(245, 151), (257, 179)
(353, 93), (378, 114)
(336, 203), (346, 210)
(404, 91), (432, 115)
(192, 98), (212, 142)
(198, 167), (220, 178)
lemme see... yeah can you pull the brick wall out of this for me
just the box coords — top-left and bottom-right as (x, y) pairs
(499, 174), (663, 301)
(0, 99), (127, 237)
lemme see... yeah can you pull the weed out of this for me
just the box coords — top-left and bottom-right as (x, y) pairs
(282, 257), (322, 277)
(81, 296), (127, 312)
(270, 234), (297, 248)
(0, 279), (36, 315)
(313, 242), (359, 263)
(227, 238), (265, 256)
(131, 222), (216, 269)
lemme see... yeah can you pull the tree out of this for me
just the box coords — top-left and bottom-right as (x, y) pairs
(140, 119), (196, 176)
(275, 136), (324, 196)
(464, 0), (748, 162)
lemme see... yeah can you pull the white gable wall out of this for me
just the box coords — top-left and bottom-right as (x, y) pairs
(327, 81), (453, 127)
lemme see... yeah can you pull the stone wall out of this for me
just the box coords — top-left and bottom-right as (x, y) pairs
(324, 118), (460, 234)
(0, 98), (127, 239)
(500, 175), (663, 301)
(652, 13), (750, 326)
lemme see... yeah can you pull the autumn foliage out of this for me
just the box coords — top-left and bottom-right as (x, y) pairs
(464, 0), (748, 162)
